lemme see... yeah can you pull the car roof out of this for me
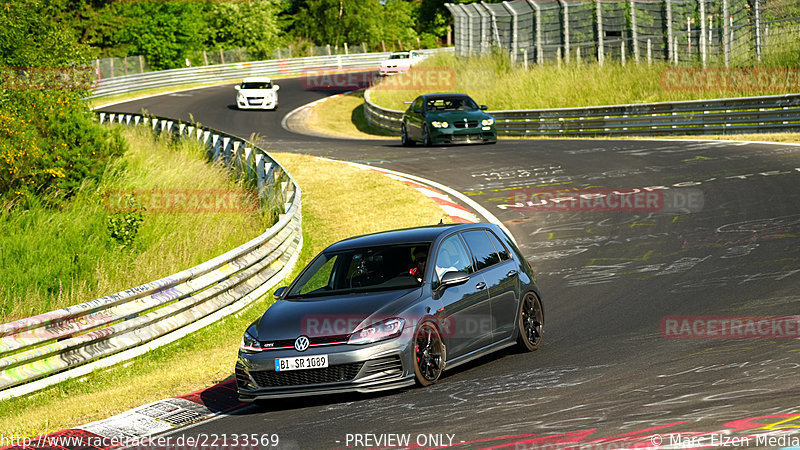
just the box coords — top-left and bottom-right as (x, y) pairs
(422, 93), (473, 101)
(242, 77), (272, 83)
(324, 223), (492, 252)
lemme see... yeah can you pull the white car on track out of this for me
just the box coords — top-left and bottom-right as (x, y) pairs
(235, 77), (280, 110)
(379, 51), (424, 76)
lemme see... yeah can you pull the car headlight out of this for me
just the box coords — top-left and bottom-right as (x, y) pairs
(237, 93), (245, 101)
(240, 328), (263, 353)
(481, 118), (494, 126)
(348, 318), (405, 345)
(431, 121), (449, 128)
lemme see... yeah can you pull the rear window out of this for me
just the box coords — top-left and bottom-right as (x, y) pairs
(486, 230), (511, 261)
(461, 230), (501, 271)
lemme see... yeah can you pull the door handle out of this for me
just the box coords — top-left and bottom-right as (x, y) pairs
(475, 282), (487, 290)
(507, 270), (518, 278)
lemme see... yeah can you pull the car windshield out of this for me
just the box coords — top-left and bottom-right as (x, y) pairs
(425, 97), (479, 111)
(241, 81), (272, 89)
(286, 243), (430, 299)
(389, 54), (409, 59)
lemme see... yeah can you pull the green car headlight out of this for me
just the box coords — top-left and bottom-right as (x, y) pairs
(431, 121), (449, 128)
(481, 118), (495, 126)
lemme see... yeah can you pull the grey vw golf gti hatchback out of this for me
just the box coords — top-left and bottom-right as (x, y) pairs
(236, 223), (544, 401)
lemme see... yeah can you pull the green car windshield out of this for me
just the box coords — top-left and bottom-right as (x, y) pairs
(286, 243), (430, 298)
(425, 97), (479, 112)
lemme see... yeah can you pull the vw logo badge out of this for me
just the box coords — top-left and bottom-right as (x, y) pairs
(294, 336), (310, 352)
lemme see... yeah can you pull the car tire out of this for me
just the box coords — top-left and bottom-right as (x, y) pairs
(401, 124), (414, 147)
(516, 291), (544, 352)
(413, 321), (444, 386)
(422, 125), (432, 147)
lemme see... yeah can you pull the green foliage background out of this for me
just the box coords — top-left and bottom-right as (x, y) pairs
(30, 0), (458, 71)
(1, 0), (125, 207)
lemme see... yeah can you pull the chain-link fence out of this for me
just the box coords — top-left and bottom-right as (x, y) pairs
(446, 0), (800, 67)
(93, 41), (432, 79)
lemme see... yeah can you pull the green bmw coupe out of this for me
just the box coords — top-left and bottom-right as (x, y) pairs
(400, 93), (497, 146)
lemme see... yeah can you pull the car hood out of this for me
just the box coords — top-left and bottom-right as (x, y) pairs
(381, 60), (411, 67)
(237, 88), (275, 96)
(255, 288), (422, 340)
(426, 110), (492, 121)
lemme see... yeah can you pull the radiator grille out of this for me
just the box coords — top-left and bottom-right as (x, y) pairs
(250, 362), (364, 388)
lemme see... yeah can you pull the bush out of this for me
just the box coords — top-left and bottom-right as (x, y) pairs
(107, 196), (145, 247)
(0, 91), (126, 207)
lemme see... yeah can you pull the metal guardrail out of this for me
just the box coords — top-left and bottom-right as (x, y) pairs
(0, 48), (456, 400)
(0, 113), (302, 400)
(91, 49), (449, 99)
(363, 90), (800, 136)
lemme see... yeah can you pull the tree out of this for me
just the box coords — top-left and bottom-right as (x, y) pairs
(112, 2), (207, 70)
(204, 1), (286, 60)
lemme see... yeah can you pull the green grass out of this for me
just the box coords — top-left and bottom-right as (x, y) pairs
(0, 151), (451, 437)
(369, 51), (800, 111)
(0, 127), (268, 320)
(305, 91), (395, 139)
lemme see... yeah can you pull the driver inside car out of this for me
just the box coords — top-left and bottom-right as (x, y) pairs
(409, 248), (427, 281)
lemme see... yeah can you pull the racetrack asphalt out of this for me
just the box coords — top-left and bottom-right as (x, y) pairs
(99, 78), (800, 449)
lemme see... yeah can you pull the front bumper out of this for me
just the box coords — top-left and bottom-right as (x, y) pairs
(236, 96), (277, 110)
(430, 125), (497, 145)
(236, 337), (415, 401)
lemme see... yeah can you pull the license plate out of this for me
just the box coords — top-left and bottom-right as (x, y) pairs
(275, 355), (329, 371)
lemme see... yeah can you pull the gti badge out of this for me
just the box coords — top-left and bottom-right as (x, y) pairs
(294, 336), (310, 352)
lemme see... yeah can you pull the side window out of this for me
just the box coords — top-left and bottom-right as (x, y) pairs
(412, 98), (422, 112)
(487, 230), (511, 261)
(434, 235), (473, 280)
(461, 230), (501, 271)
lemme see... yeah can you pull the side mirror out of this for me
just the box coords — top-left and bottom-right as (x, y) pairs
(413, 108), (422, 114)
(273, 286), (288, 300)
(274, 85), (280, 91)
(440, 271), (469, 288)
(234, 85), (241, 91)
(480, 105), (488, 111)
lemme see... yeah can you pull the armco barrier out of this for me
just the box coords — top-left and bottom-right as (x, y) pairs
(91, 48), (450, 99)
(0, 112), (302, 400)
(0, 48), (456, 400)
(364, 90), (800, 137)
